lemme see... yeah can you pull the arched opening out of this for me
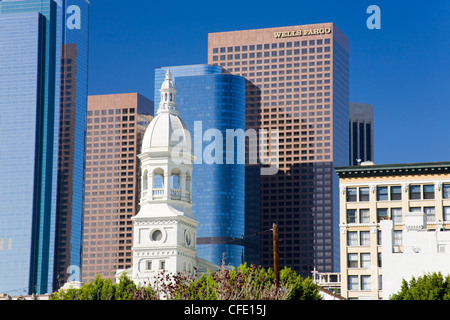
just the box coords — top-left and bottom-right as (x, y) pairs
(152, 168), (164, 199)
(170, 169), (181, 200)
(171, 174), (179, 189)
(154, 174), (163, 189)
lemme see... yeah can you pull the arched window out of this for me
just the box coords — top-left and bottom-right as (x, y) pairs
(171, 174), (179, 189)
(154, 174), (163, 189)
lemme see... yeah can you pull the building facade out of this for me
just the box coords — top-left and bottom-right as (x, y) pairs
(154, 65), (247, 267)
(335, 161), (450, 300)
(349, 102), (374, 166)
(82, 93), (153, 283)
(0, 0), (89, 295)
(381, 212), (450, 299)
(208, 23), (349, 276)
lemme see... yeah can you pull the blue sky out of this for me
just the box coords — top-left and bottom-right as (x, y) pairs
(87, 0), (450, 166)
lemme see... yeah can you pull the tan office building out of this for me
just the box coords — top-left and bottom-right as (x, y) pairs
(82, 93), (153, 283)
(208, 23), (349, 276)
(335, 161), (450, 299)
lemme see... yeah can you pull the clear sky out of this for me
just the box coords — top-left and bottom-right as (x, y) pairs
(87, 0), (450, 166)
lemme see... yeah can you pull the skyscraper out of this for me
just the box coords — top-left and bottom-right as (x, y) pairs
(349, 102), (374, 166)
(154, 65), (247, 267)
(208, 23), (349, 276)
(0, 0), (89, 295)
(82, 93), (153, 283)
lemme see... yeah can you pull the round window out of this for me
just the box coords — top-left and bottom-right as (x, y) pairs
(151, 229), (163, 241)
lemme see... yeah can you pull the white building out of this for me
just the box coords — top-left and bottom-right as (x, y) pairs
(381, 212), (450, 299)
(116, 70), (220, 286)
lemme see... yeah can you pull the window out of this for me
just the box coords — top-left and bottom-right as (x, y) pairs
(391, 208), (402, 223)
(444, 207), (450, 221)
(360, 253), (371, 268)
(359, 187), (369, 201)
(347, 209), (356, 223)
(346, 188), (357, 202)
(348, 276), (359, 290)
(409, 185), (421, 200)
(359, 209), (370, 223)
(146, 261), (152, 270)
(361, 275), (371, 290)
(424, 207), (435, 222)
(377, 186), (388, 201)
(390, 186), (402, 201)
(443, 184), (450, 199)
(159, 260), (166, 270)
(377, 208), (388, 222)
(393, 230), (402, 246)
(360, 231), (370, 246)
(348, 231), (358, 246)
(348, 253), (358, 268)
(423, 185), (435, 199)
(151, 230), (163, 241)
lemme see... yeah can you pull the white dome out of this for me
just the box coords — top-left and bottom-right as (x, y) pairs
(141, 112), (191, 152)
(141, 69), (192, 154)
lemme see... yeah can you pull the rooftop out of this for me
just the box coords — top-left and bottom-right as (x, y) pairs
(335, 161), (450, 178)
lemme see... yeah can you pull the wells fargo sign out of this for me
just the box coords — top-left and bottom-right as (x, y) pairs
(274, 27), (332, 38)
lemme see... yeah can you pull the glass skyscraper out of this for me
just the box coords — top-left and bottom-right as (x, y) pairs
(154, 65), (247, 267)
(0, 0), (89, 295)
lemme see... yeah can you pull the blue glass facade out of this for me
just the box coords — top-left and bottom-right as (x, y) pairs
(0, 0), (89, 294)
(155, 65), (246, 267)
(54, 0), (89, 290)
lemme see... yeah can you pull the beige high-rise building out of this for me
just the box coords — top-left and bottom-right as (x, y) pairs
(82, 93), (153, 283)
(208, 23), (349, 276)
(335, 161), (450, 299)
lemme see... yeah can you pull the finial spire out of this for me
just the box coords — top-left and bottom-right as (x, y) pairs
(158, 69), (178, 115)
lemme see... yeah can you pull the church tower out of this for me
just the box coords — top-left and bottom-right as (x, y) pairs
(131, 70), (198, 286)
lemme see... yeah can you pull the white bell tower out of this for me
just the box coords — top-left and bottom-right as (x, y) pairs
(131, 70), (198, 286)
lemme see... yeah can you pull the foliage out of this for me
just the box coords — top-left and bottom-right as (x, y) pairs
(50, 273), (156, 300)
(390, 272), (450, 300)
(51, 263), (322, 300)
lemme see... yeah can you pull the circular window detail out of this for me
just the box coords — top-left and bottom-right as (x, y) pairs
(185, 231), (191, 246)
(151, 229), (163, 242)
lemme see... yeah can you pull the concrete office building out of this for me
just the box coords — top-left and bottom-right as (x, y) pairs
(82, 93), (153, 283)
(154, 65), (248, 267)
(0, 0), (89, 295)
(336, 161), (450, 300)
(208, 23), (349, 276)
(349, 102), (374, 166)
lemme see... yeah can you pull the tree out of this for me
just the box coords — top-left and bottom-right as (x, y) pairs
(50, 263), (322, 300)
(390, 272), (450, 300)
